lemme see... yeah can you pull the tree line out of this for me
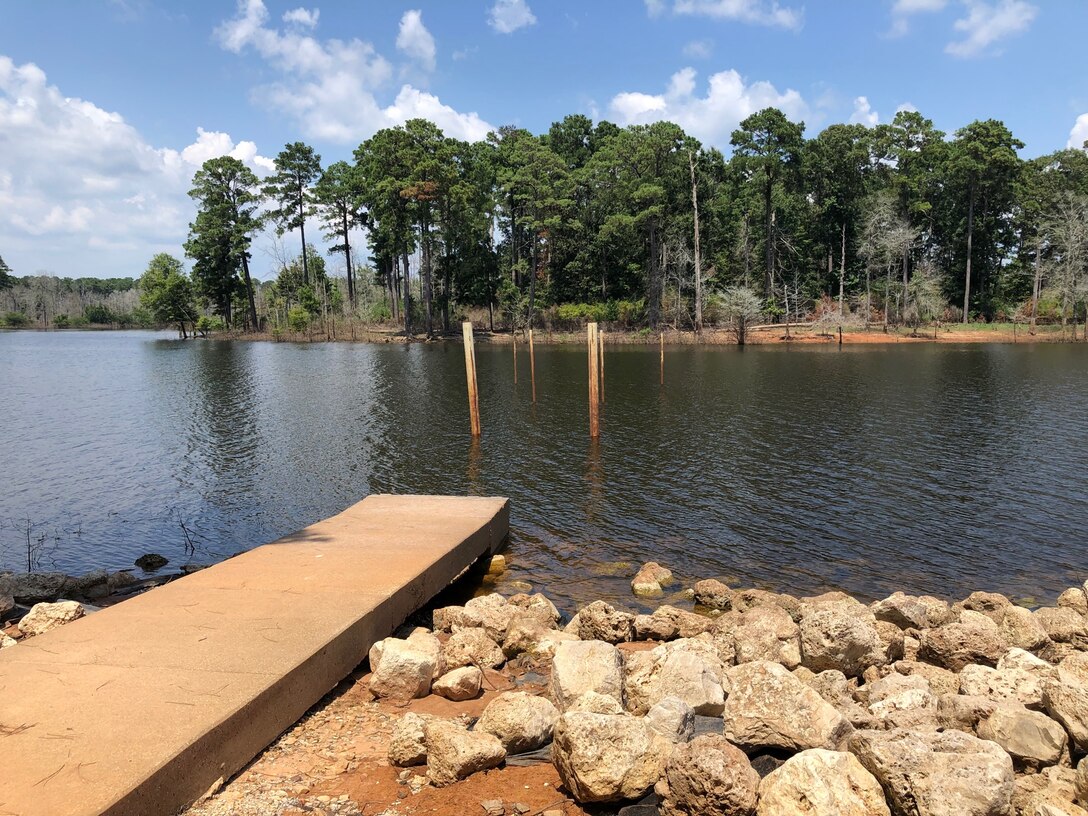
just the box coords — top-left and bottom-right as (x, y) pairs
(7, 109), (1088, 337)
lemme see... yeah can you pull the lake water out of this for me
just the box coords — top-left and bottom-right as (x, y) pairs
(2, 330), (1087, 612)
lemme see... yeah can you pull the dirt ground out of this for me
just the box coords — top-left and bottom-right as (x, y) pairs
(184, 657), (592, 816)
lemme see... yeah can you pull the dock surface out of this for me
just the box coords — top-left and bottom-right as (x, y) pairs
(0, 494), (509, 816)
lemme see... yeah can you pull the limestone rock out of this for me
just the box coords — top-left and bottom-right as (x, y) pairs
(872, 591), (952, 630)
(919, 610), (1008, 671)
(722, 660), (853, 753)
(577, 600), (635, 643)
(800, 602), (886, 677)
(733, 604), (800, 669)
(1059, 588), (1088, 617)
(1000, 605), (1050, 652)
(1076, 756), (1088, 807)
(432, 666), (483, 701)
(506, 592), (561, 624)
(733, 588), (803, 620)
(432, 605), (466, 632)
(958, 591), (1012, 623)
(459, 594), (516, 642)
(866, 673), (937, 730)
(369, 638), (436, 699)
(849, 728), (1014, 816)
(646, 697), (695, 743)
(0, 572), (13, 613)
(424, 719), (506, 787)
(960, 662), (1047, 708)
(632, 562), (674, 597)
(552, 712), (671, 803)
(977, 703), (1068, 771)
(693, 579), (733, 610)
(11, 571), (74, 604)
(624, 644), (725, 716)
(1036, 607), (1088, 646)
(937, 694), (997, 733)
(389, 712), (433, 766)
(1, 634), (17, 649)
(567, 691), (625, 714)
(73, 569), (110, 601)
(1042, 664), (1088, 753)
(635, 605), (712, 641)
(657, 734), (759, 816)
(549, 639), (624, 712)
(105, 570), (137, 594)
(476, 692), (559, 754)
(1013, 766), (1087, 816)
(893, 660), (960, 697)
(757, 748), (891, 816)
(18, 600), (85, 637)
(443, 627), (505, 670)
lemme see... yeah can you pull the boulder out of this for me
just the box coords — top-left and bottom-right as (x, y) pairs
(875, 620), (906, 663)
(507, 592), (561, 624)
(1042, 662), (1088, 752)
(459, 594), (516, 641)
(693, 579), (733, 610)
(958, 591), (1012, 623)
(634, 605), (713, 641)
(959, 662), (1047, 708)
(503, 616), (576, 660)
(432, 604), (466, 632)
(624, 644), (725, 716)
(733, 605), (800, 669)
(722, 661), (853, 753)
(443, 627), (505, 670)
(866, 673), (937, 730)
(11, 571), (74, 604)
(105, 570), (137, 594)
(1013, 766), (1087, 816)
(567, 691), (625, 714)
(134, 553), (168, 571)
(1, 634), (16, 650)
(1036, 607), (1088, 646)
(849, 728), (1014, 816)
(756, 748), (891, 816)
(423, 719), (506, 787)
(918, 610), (1008, 671)
(799, 602), (886, 677)
(872, 592), (952, 630)
(977, 703), (1068, 771)
(999, 605), (1050, 652)
(892, 661), (960, 697)
(1077, 756), (1088, 807)
(1059, 588), (1088, 617)
(936, 694), (997, 733)
(476, 692), (559, 754)
(632, 562), (674, 597)
(646, 697), (696, 743)
(577, 600), (635, 643)
(657, 734), (759, 816)
(369, 638), (437, 700)
(73, 569), (110, 601)
(389, 712), (433, 766)
(552, 712), (671, 803)
(432, 666), (483, 701)
(0, 573), (13, 613)
(18, 600), (85, 637)
(549, 639), (624, 712)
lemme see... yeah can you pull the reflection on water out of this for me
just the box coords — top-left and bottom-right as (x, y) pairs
(2, 330), (1088, 612)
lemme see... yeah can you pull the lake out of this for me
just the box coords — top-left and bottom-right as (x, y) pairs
(2, 329), (1086, 612)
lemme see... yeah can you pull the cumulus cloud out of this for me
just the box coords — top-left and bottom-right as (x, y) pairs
(608, 67), (807, 148)
(0, 55), (271, 277)
(215, 0), (492, 143)
(849, 96), (879, 126)
(282, 7), (319, 28)
(945, 0), (1037, 58)
(682, 39), (714, 58)
(1069, 114), (1088, 151)
(489, 0), (537, 34)
(649, 0), (803, 30)
(396, 10), (436, 73)
(888, 0), (947, 36)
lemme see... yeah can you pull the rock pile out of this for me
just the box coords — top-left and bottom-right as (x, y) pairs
(366, 565), (1088, 816)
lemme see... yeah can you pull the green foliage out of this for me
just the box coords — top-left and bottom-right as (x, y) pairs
(0, 254), (12, 290)
(4, 311), (29, 327)
(139, 253), (195, 334)
(83, 304), (115, 324)
(367, 302), (392, 322)
(287, 305), (311, 333)
(53, 313), (69, 328)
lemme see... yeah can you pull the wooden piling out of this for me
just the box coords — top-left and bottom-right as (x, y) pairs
(838, 326), (843, 346)
(462, 322), (481, 437)
(528, 328), (537, 403)
(513, 333), (518, 385)
(588, 322), (600, 438)
(659, 331), (664, 386)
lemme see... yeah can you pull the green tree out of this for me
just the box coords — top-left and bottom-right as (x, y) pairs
(314, 161), (364, 308)
(185, 156), (261, 329)
(139, 253), (196, 337)
(0, 255), (11, 291)
(731, 108), (805, 299)
(264, 142), (322, 285)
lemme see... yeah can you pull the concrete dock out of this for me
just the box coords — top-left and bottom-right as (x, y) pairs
(0, 494), (509, 816)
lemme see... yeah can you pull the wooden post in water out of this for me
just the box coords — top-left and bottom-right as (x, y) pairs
(598, 328), (605, 404)
(462, 322), (481, 437)
(659, 331), (664, 386)
(513, 333), (518, 385)
(588, 322), (600, 438)
(838, 326), (843, 346)
(528, 328), (537, 403)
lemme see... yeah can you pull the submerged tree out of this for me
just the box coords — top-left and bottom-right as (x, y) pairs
(717, 285), (764, 345)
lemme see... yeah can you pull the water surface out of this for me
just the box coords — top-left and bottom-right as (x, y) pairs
(2, 330), (1086, 611)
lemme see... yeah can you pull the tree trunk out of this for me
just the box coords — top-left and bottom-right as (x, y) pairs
(839, 223), (847, 317)
(528, 234), (537, 330)
(1031, 238), (1042, 334)
(421, 217), (434, 338)
(648, 221), (662, 327)
(402, 249), (412, 336)
(963, 180), (975, 323)
(901, 244), (909, 314)
(342, 210), (354, 309)
(763, 178), (774, 299)
(689, 151), (703, 333)
(299, 183), (309, 287)
(241, 253), (259, 332)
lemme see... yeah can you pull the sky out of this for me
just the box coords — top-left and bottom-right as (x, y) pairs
(2, 0), (1087, 281)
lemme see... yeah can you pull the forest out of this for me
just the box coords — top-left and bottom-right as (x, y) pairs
(4, 107), (1088, 338)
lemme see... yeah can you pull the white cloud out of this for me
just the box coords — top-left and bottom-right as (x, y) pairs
(896, 101), (919, 114)
(682, 39), (714, 58)
(651, 0), (803, 30)
(945, 0), (1038, 58)
(0, 55), (271, 277)
(608, 67), (807, 148)
(489, 0), (537, 34)
(282, 7), (319, 28)
(849, 96), (879, 126)
(1069, 114), (1088, 151)
(216, 0), (492, 143)
(396, 10), (436, 73)
(888, 0), (947, 36)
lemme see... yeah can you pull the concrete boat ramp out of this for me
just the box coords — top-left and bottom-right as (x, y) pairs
(0, 494), (509, 816)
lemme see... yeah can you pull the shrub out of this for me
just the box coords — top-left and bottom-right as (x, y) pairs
(53, 314), (70, 328)
(287, 305), (311, 333)
(3, 311), (29, 327)
(367, 302), (392, 323)
(83, 304), (115, 324)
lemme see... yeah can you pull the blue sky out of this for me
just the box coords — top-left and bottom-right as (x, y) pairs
(2, 0), (1087, 280)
